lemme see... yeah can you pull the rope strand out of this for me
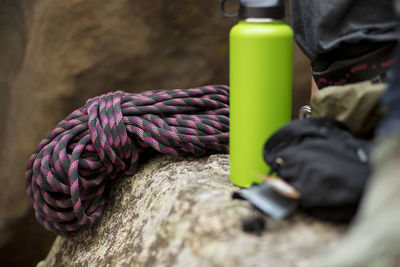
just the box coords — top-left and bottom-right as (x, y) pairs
(25, 85), (229, 236)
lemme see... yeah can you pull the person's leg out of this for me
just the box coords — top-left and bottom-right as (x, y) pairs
(317, 2), (400, 266)
(290, 0), (398, 89)
(378, 38), (400, 135)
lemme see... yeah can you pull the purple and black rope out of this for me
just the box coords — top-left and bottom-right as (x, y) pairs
(25, 85), (229, 236)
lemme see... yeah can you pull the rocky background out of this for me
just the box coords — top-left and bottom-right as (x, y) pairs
(0, 0), (310, 266)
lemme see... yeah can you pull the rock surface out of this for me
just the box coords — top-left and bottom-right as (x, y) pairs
(1, 1), (237, 264)
(0, 0), (235, 234)
(0, 1), (311, 264)
(38, 155), (345, 267)
(319, 137), (400, 267)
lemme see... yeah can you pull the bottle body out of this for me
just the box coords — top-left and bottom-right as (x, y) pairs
(229, 21), (293, 188)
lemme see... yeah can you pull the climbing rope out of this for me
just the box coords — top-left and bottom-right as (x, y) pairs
(25, 85), (229, 236)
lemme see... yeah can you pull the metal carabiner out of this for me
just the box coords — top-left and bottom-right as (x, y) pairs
(298, 105), (312, 120)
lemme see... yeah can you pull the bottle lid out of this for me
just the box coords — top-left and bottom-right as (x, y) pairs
(239, 0), (284, 20)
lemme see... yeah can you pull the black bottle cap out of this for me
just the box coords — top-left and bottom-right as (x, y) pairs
(239, 0), (284, 20)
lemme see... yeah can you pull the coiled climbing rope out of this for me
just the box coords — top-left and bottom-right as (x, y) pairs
(25, 85), (229, 236)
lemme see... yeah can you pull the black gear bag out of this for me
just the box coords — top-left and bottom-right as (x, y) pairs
(263, 118), (372, 222)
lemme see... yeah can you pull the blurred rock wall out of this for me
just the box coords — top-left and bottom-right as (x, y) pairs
(0, 0), (310, 266)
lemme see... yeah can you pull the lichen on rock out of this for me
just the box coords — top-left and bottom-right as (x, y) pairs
(38, 155), (345, 267)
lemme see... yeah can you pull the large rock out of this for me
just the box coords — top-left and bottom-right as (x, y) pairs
(0, 0), (235, 234)
(38, 155), (345, 267)
(319, 136), (400, 267)
(1, 1), (238, 263)
(0, 1), (311, 264)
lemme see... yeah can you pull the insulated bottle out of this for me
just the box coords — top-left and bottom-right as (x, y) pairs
(224, 0), (293, 187)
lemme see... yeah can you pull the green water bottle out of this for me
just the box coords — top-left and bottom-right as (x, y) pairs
(221, 0), (293, 187)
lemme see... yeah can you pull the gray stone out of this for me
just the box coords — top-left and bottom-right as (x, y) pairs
(38, 155), (345, 267)
(318, 136), (400, 267)
(0, 0), (312, 243)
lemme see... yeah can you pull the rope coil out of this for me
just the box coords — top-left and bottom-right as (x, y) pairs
(25, 85), (229, 236)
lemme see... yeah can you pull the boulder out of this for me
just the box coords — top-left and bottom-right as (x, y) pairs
(0, 0), (235, 235)
(1, 1), (238, 263)
(0, 1), (311, 264)
(38, 155), (345, 267)
(319, 137), (400, 267)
